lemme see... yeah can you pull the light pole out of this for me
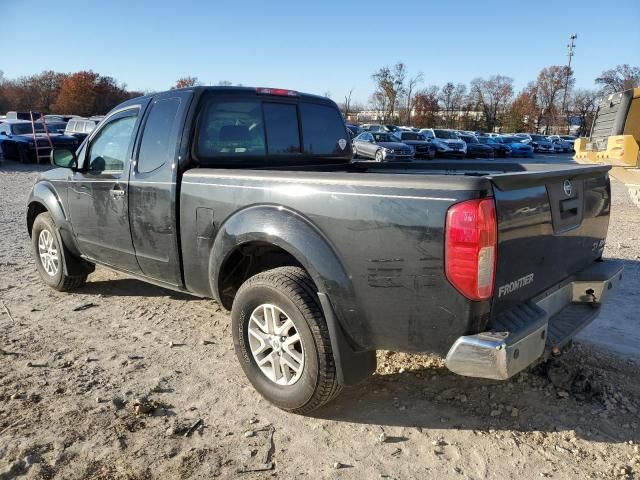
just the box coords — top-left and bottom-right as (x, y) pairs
(561, 33), (577, 134)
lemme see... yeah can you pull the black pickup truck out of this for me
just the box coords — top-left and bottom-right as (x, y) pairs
(27, 86), (622, 414)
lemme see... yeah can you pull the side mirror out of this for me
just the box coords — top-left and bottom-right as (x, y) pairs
(51, 148), (78, 169)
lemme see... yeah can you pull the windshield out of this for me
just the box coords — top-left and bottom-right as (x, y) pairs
(530, 135), (546, 141)
(11, 123), (46, 135)
(434, 129), (459, 139)
(400, 132), (425, 141)
(372, 133), (395, 142)
(561, 136), (576, 140)
(478, 137), (495, 144)
(460, 135), (478, 143)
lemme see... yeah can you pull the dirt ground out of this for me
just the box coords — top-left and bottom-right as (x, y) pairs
(1, 163), (639, 480)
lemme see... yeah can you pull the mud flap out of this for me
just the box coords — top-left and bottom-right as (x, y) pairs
(317, 292), (376, 386)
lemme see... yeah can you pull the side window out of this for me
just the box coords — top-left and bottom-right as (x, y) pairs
(299, 103), (348, 155)
(66, 120), (76, 132)
(196, 100), (266, 161)
(87, 111), (138, 173)
(137, 98), (181, 173)
(263, 103), (300, 155)
(85, 121), (96, 134)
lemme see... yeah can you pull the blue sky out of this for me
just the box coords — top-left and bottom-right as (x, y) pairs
(3, 0), (639, 104)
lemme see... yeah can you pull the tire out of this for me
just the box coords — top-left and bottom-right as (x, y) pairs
(32, 212), (87, 291)
(375, 149), (383, 162)
(232, 266), (342, 414)
(352, 144), (359, 159)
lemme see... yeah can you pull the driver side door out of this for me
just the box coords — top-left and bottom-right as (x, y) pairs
(67, 107), (142, 273)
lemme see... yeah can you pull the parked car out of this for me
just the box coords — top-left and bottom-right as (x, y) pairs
(43, 114), (80, 123)
(525, 134), (555, 153)
(547, 135), (574, 153)
(35, 121), (68, 134)
(64, 118), (101, 142)
(0, 119), (78, 163)
(345, 123), (362, 139)
(550, 139), (565, 153)
(419, 128), (467, 158)
(392, 131), (436, 159)
(28, 85), (622, 414)
(361, 123), (385, 132)
(500, 136), (534, 157)
(459, 134), (495, 159)
(477, 136), (511, 157)
(353, 131), (414, 161)
(382, 124), (400, 132)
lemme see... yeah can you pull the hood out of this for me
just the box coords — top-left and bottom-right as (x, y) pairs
(378, 141), (412, 150)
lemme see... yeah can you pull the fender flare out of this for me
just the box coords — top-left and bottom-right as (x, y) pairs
(210, 204), (375, 385)
(27, 181), (92, 276)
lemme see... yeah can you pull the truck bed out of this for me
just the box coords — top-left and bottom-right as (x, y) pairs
(179, 160), (612, 356)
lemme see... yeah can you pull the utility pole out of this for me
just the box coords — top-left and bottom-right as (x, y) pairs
(561, 33), (577, 134)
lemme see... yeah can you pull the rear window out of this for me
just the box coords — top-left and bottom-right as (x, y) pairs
(300, 103), (347, 155)
(196, 100), (266, 160)
(194, 95), (349, 165)
(264, 103), (300, 155)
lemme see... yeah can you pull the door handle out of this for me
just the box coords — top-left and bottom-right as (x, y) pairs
(110, 184), (126, 198)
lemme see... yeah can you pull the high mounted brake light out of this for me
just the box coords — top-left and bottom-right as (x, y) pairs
(445, 198), (497, 301)
(256, 87), (299, 97)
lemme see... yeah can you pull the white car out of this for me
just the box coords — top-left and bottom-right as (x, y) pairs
(419, 128), (467, 158)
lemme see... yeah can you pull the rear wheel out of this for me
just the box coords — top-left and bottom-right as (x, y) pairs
(232, 267), (341, 414)
(32, 212), (87, 291)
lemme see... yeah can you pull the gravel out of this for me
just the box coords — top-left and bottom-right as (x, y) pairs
(1, 162), (639, 479)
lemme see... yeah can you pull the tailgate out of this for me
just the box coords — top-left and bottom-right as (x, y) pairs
(488, 165), (611, 314)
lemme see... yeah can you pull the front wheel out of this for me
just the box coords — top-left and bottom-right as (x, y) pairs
(32, 212), (87, 291)
(375, 149), (383, 162)
(232, 267), (341, 414)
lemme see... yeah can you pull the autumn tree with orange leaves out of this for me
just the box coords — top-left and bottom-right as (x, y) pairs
(52, 71), (135, 116)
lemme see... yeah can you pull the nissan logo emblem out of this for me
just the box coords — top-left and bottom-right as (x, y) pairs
(563, 180), (572, 197)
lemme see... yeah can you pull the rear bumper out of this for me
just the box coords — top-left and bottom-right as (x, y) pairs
(445, 260), (624, 380)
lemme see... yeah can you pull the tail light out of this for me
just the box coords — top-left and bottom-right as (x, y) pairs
(445, 198), (497, 301)
(256, 87), (299, 97)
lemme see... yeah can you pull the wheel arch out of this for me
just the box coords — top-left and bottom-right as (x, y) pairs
(27, 182), (92, 276)
(210, 204), (376, 385)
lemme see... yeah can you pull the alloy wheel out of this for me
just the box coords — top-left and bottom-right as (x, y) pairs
(38, 229), (59, 277)
(247, 304), (305, 386)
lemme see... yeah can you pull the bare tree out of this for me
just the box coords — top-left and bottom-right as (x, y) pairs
(595, 64), (640, 94)
(470, 75), (514, 132)
(371, 62), (407, 121)
(404, 71), (423, 125)
(535, 65), (574, 133)
(342, 88), (354, 120)
(571, 89), (598, 136)
(439, 83), (467, 128)
(217, 80), (233, 86)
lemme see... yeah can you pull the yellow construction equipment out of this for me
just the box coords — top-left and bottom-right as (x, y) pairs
(574, 87), (640, 167)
